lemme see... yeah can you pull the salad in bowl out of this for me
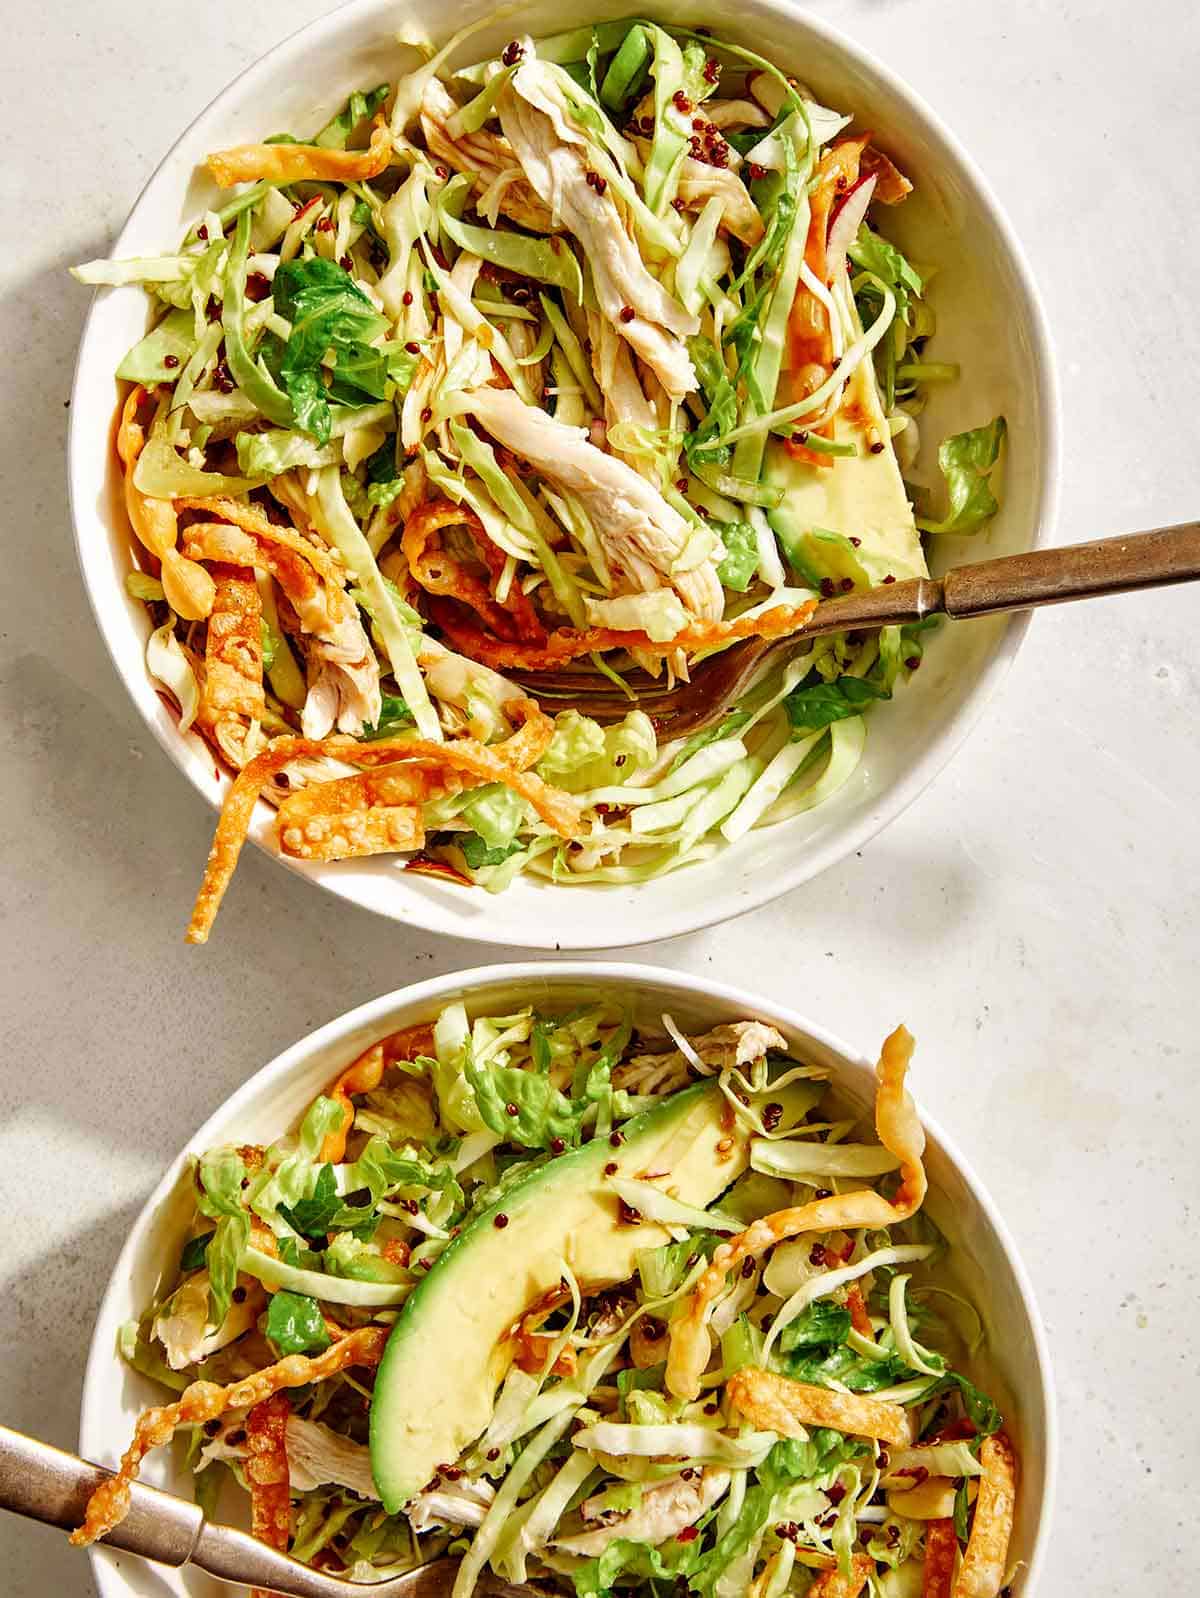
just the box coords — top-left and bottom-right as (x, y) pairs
(72, 17), (1009, 943)
(76, 988), (1023, 1597)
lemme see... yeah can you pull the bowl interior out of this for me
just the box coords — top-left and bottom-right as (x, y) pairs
(69, 0), (1055, 949)
(81, 962), (1052, 1598)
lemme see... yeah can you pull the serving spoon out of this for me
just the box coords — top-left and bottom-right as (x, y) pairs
(0, 1424), (535, 1598)
(508, 520), (1200, 739)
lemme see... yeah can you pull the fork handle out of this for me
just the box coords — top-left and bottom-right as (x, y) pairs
(941, 520), (1200, 618)
(0, 1423), (202, 1566)
(0, 1423), (343, 1596)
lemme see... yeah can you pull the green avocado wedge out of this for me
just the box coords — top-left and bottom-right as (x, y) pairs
(369, 1081), (748, 1512)
(765, 284), (928, 589)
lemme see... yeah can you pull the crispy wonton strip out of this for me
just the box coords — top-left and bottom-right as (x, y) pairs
(726, 1367), (915, 1447)
(246, 1391), (291, 1598)
(276, 766), (432, 862)
(666, 1025), (924, 1399)
(186, 705), (578, 944)
(807, 1553), (875, 1597)
(786, 135), (870, 468)
(176, 495), (348, 590)
(206, 122), (391, 187)
(429, 596), (819, 671)
(117, 389), (215, 620)
(954, 1433), (1016, 1598)
(70, 1326), (387, 1547)
(202, 564), (265, 720)
(923, 1517), (958, 1598)
(319, 1023), (436, 1162)
(404, 500), (545, 642)
(183, 521), (352, 649)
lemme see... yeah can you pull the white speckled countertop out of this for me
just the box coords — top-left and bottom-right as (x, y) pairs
(1, 1), (1197, 1591)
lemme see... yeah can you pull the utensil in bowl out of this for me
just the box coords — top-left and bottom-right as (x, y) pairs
(68, 1), (1058, 949)
(0, 1424), (500, 1598)
(509, 520), (1200, 736)
(78, 962), (1056, 1598)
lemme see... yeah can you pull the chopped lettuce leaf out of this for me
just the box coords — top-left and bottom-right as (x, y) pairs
(716, 522), (759, 591)
(784, 673), (889, 732)
(265, 1289), (333, 1356)
(538, 710), (657, 793)
(458, 832), (524, 870)
(362, 694), (415, 739)
(272, 257), (390, 444)
(777, 1299), (852, 1353)
(460, 784), (529, 851)
(466, 1054), (585, 1151)
(195, 1149), (251, 1330)
(917, 417), (1007, 535)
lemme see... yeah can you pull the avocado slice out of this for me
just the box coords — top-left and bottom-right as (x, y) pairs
(369, 1081), (747, 1511)
(765, 276), (928, 589)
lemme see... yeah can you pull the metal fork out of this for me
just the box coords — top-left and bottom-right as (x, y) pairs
(0, 1424), (538, 1598)
(509, 521), (1200, 739)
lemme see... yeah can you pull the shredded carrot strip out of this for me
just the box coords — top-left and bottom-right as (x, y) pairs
(846, 1280), (873, 1338)
(785, 135), (870, 468)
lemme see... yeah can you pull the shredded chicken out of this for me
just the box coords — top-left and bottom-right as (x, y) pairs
(676, 158), (765, 246)
(498, 55), (699, 399)
(463, 386), (722, 621)
(703, 98), (771, 131)
(587, 313), (659, 483)
(554, 1467), (729, 1555)
(618, 1020), (789, 1092)
(407, 1476), (496, 1534)
(153, 1274), (265, 1370)
(285, 1416), (380, 1499)
(420, 77), (556, 232)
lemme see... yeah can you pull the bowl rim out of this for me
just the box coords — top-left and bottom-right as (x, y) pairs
(66, 0), (1061, 950)
(80, 958), (1058, 1597)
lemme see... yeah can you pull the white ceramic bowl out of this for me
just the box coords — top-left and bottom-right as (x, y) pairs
(80, 961), (1055, 1598)
(69, 2), (1058, 948)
